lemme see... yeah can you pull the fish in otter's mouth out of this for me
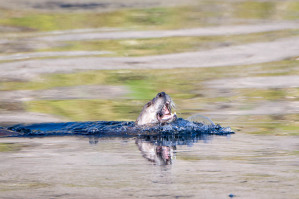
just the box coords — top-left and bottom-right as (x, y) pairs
(136, 92), (177, 126)
(157, 101), (175, 123)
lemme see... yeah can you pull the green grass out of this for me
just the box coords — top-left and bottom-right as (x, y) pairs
(0, 28), (295, 60)
(229, 114), (299, 136)
(240, 88), (299, 101)
(0, 1), (298, 32)
(0, 7), (194, 31)
(1, 58), (299, 97)
(25, 99), (140, 121)
(36, 29), (299, 57)
(234, 1), (299, 20)
(234, 1), (276, 19)
(0, 9), (128, 31)
(0, 143), (23, 152)
(0, 71), (109, 91)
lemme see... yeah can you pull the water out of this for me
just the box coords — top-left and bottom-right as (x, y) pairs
(0, 134), (298, 199)
(0, 0), (299, 198)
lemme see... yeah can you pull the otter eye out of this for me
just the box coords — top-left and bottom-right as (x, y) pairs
(146, 102), (152, 107)
(158, 92), (165, 97)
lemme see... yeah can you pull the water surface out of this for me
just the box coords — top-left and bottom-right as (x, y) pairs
(0, 133), (298, 199)
(0, 0), (299, 198)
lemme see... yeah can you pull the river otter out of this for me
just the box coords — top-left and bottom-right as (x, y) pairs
(136, 92), (177, 126)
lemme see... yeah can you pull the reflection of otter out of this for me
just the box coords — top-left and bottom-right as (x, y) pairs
(135, 134), (214, 165)
(136, 138), (175, 165)
(88, 134), (214, 166)
(136, 92), (177, 126)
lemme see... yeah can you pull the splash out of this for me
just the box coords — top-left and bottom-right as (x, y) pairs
(4, 118), (234, 137)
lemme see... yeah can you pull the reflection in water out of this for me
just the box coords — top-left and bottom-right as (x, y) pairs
(89, 133), (217, 165)
(1, 134), (298, 199)
(136, 138), (175, 165)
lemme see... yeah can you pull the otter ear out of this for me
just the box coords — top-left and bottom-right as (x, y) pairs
(146, 101), (152, 107)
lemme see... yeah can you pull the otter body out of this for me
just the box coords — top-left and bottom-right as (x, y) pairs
(136, 92), (177, 126)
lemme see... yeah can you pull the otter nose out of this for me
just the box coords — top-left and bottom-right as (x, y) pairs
(158, 92), (166, 97)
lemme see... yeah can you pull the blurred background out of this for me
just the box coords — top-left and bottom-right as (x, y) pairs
(0, 0), (298, 135)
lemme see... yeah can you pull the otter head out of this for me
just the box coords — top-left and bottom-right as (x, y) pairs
(136, 92), (177, 126)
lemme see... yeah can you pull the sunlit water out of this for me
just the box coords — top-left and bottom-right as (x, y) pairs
(0, 133), (298, 199)
(0, 0), (299, 198)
